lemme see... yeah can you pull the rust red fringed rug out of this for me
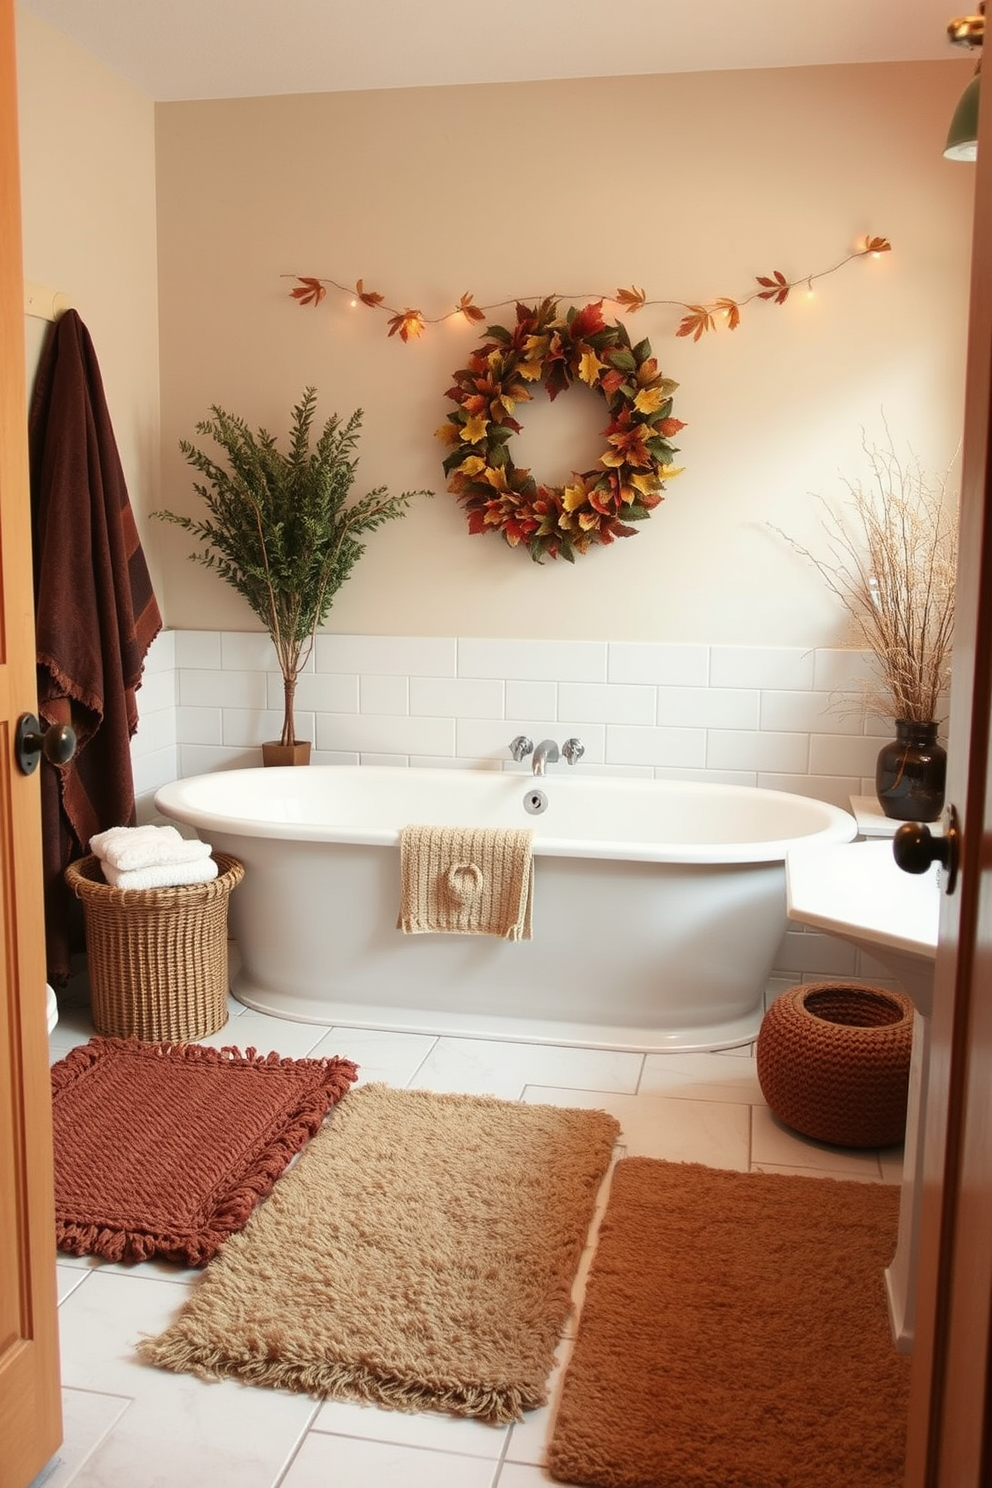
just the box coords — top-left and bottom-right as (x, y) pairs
(547, 1158), (912, 1488)
(51, 1037), (358, 1266)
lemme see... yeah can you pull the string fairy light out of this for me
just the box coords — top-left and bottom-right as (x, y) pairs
(284, 236), (891, 343)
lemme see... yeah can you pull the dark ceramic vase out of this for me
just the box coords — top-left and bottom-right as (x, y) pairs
(875, 719), (946, 822)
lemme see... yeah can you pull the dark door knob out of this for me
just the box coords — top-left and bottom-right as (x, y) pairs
(892, 804), (960, 895)
(15, 713), (77, 775)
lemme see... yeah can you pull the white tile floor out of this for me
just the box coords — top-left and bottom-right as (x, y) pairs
(42, 978), (904, 1488)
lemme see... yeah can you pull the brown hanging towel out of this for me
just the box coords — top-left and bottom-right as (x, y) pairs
(29, 310), (162, 985)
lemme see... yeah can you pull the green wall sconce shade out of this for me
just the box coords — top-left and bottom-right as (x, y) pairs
(945, 72), (980, 160)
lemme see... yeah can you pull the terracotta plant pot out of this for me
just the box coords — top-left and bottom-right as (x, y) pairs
(261, 740), (312, 767)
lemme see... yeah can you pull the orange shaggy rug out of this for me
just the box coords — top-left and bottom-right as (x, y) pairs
(548, 1158), (911, 1488)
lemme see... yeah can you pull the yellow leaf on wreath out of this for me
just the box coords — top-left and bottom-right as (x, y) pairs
(562, 482), (590, 511)
(578, 349), (605, 386)
(459, 455), (487, 476)
(518, 359), (544, 382)
(523, 334), (550, 362)
(633, 386), (666, 414)
(484, 465), (511, 492)
(630, 472), (661, 495)
(460, 414), (489, 443)
(659, 464), (685, 480)
(435, 423), (460, 446)
(499, 382), (532, 415)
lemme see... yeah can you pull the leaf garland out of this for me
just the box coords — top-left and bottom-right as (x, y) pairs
(287, 237), (891, 342)
(435, 298), (685, 563)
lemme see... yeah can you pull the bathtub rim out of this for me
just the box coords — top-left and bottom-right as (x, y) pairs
(154, 764), (858, 865)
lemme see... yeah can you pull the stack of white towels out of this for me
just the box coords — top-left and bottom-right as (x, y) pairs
(89, 824), (217, 890)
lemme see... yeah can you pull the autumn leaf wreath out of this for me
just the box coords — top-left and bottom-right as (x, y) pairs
(436, 297), (685, 562)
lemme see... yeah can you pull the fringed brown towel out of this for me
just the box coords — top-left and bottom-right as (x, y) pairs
(29, 310), (162, 984)
(398, 825), (534, 939)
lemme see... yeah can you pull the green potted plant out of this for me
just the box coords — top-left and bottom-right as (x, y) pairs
(155, 388), (431, 764)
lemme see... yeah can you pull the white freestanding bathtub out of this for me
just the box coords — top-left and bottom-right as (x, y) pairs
(155, 766), (856, 1052)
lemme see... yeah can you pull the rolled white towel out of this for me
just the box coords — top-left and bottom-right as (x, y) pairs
(90, 824), (212, 872)
(100, 857), (219, 892)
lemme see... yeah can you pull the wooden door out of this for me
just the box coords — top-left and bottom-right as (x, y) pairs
(0, 2), (63, 1485)
(903, 19), (992, 1487)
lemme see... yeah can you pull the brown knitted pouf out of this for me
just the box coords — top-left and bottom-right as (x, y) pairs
(756, 982), (915, 1148)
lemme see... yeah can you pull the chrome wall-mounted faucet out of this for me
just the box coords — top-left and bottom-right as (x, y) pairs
(531, 739), (560, 775)
(562, 737), (585, 766)
(509, 735), (534, 762)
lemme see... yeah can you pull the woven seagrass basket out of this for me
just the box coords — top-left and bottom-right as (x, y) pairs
(65, 852), (245, 1042)
(756, 981), (914, 1149)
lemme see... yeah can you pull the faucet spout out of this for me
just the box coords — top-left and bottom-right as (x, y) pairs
(532, 739), (560, 775)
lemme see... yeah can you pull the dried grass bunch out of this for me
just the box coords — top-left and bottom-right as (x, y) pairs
(773, 437), (958, 724)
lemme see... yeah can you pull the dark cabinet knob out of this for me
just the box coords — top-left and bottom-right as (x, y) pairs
(15, 713), (77, 775)
(892, 805), (960, 895)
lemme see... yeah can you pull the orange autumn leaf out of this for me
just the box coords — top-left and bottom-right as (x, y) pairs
(457, 292), (486, 324)
(290, 277), (326, 307)
(715, 298), (741, 330)
(599, 367), (627, 397)
(756, 270), (790, 305)
(387, 309), (425, 341)
(864, 236), (892, 254)
(355, 279), (385, 308)
(676, 305), (716, 341)
(615, 285), (646, 312)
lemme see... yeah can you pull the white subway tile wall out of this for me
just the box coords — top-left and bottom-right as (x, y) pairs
(130, 629), (915, 992)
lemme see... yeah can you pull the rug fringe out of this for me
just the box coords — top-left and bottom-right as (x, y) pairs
(51, 1034), (359, 1079)
(136, 1334), (536, 1424)
(49, 1039), (105, 1093)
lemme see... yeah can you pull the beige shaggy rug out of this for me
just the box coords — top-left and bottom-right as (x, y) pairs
(548, 1158), (911, 1487)
(139, 1082), (620, 1423)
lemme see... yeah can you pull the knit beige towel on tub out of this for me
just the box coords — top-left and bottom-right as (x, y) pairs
(397, 825), (534, 940)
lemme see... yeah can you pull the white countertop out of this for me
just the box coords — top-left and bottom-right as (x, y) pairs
(786, 838), (940, 963)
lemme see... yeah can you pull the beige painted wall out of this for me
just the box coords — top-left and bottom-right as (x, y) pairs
(153, 61), (975, 643)
(13, 16), (976, 648)
(14, 5), (163, 596)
